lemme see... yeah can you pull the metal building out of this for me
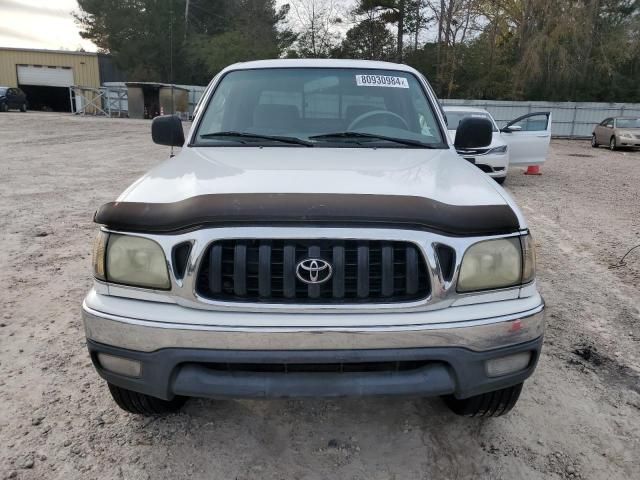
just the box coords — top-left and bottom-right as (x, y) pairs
(0, 47), (101, 112)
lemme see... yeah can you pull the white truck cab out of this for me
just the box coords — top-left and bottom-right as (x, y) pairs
(84, 59), (544, 417)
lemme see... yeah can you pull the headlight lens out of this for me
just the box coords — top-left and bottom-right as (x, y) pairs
(521, 234), (536, 284)
(620, 133), (632, 139)
(458, 238), (522, 292)
(92, 231), (108, 281)
(106, 234), (170, 289)
(487, 145), (508, 154)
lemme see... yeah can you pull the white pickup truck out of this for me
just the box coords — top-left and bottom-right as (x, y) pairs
(84, 59), (544, 417)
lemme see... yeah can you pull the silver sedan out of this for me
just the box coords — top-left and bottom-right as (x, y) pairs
(592, 116), (640, 150)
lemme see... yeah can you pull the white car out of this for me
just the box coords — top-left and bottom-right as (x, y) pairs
(444, 106), (552, 184)
(84, 59), (544, 418)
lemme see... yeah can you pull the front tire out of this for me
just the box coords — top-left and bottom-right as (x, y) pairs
(610, 137), (617, 151)
(20, 103), (27, 112)
(0, 103), (8, 112)
(108, 383), (186, 415)
(591, 134), (598, 148)
(443, 383), (523, 417)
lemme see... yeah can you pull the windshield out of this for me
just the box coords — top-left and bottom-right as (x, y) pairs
(0, 88), (7, 96)
(194, 68), (445, 148)
(616, 118), (640, 129)
(445, 111), (498, 132)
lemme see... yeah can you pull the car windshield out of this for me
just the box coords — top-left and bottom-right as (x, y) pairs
(0, 88), (7, 95)
(616, 118), (640, 128)
(445, 111), (498, 132)
(194, 68), (445, 148)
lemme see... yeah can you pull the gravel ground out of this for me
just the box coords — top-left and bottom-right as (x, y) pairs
(1, 112), (639, 480)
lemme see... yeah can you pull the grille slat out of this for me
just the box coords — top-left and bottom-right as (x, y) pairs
(381, 242), (394, 297)
(258, 242), (272, 298)
(283, 244), (296, 298)
(332, 245), (345, 299)
(406, 245), (419, 295)
(357, 243), (370, 298)
(307, 245), (321, 299)
(208, 244), (223, 293)
(197, 239), (430, 304)
(233, 243), (247, 296)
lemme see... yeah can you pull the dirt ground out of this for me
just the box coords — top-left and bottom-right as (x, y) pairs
(1, 112), (639, 480)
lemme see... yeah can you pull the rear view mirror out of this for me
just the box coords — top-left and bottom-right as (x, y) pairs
(152, 115), (185, 147)
(454, 117), (493, 149)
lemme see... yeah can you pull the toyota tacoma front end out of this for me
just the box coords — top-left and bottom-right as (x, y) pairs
(83, 59), (544, 417)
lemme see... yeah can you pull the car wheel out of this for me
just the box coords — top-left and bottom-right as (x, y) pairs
(0, 103), (8, 112)
(610, 137), (617, 151)
(107, 383), (187, 415)
(20, 103), (27, 112)
(591, 134), (598, 148)
(443, 383), (523, 417)
(494, 176), (506, 185)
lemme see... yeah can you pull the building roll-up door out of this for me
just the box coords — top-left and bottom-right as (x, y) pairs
(17, 65), (74, 87)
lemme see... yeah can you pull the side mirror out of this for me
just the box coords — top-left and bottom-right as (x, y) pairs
(501, 125), (522, 133)
(152, 115), (185, 147)
(454, 117), (493, 149)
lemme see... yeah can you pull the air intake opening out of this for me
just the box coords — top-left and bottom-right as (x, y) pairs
(435, 244), (456, 282)
(199, 360), (435, 374)
(172, 242), (192, 280)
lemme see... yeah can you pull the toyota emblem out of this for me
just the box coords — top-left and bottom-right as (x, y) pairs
(296, 258), (333, 284)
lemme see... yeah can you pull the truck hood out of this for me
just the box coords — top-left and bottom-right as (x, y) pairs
(119, 146), (514, 209)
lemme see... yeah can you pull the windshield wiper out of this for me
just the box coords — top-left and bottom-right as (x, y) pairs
(309, 131), (437, 148)
(200, 131), (313, 147)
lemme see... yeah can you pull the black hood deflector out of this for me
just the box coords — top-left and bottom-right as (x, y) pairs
(94, 193), (520, 236)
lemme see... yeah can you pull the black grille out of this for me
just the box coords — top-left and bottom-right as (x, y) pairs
(197, 239), (430, 303)
(475, 164), (494, 173)
(199, 360), (434, 373)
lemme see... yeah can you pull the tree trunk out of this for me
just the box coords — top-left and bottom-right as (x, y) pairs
(436, 0), (445, 94)
(414, 0), (420, 51)
(397, 0), (405, 62)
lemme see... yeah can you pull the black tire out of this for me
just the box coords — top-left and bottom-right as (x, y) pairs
(0, 103), (7, 112)
(494, 176), (506, 185)
(107, 383), (186, 415)
(20, 103), (27, 112)
(610, 137), (617, 151)
(443, 383), (523, 417)
(591, 134), (598, 148)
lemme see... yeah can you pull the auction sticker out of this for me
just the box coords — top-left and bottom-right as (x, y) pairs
(355, 74), (409, 88)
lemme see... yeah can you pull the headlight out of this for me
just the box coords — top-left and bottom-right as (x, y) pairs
(92, 231), (108, 281)
(521, 234), (536, 284)
(105, 234), (170, 289)
(458, 237), (522, 292)
(487, 145), (507, 154)
(619, 133), (632, 139)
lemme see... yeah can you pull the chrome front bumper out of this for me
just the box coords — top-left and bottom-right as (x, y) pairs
(83, 301), (544, 353)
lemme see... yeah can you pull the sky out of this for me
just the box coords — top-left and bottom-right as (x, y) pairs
(0, 0), (426, 54)
(0, 0), (298, 53)
(0, 0), (97, 51)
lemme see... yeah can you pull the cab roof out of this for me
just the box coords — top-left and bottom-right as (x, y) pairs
(224, 58), (421, 74)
